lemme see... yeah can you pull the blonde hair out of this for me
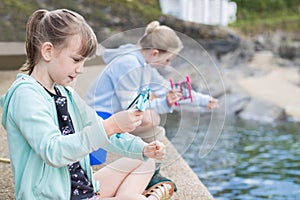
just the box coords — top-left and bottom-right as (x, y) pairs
(138, 21), (183, 54)
(21, 9), (97, 75)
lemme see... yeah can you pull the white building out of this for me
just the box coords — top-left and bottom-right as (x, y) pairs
(159, 0), (237, 26)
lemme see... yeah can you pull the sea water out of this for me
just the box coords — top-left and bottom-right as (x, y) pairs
(166, 113), (300, 200)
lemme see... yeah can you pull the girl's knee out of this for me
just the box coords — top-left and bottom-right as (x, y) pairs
(117, 157), (144, 167)
(141, 159), (156, 174)
(146, 158), (156, 169)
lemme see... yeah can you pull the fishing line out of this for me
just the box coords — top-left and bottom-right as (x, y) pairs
(148, 94), (163, 171)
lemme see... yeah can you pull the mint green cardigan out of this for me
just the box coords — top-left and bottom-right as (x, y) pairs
(0, 74), (147, 199)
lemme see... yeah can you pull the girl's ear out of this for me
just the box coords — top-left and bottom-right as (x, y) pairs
(151, 49), (160, 57)
(41, 42), (53, 61)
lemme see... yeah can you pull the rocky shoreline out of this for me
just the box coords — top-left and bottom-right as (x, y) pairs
(222, 49), (299, 122)
(157, 36), (300, 123)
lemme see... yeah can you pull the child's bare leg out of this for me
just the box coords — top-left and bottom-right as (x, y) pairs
(93, 158), (155, 198)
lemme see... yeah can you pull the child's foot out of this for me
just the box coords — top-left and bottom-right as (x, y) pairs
(144, 182), (174, 200)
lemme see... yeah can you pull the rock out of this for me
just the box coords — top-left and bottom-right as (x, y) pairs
(278, 43), (300, 60)
(257, 31), (300, 61)
(254, 34), (272, 51)
(158, 15), (241, 57)
(238, 98), (287, 123)
(218, 92), (251, 116)
(220, 38), (255, 68)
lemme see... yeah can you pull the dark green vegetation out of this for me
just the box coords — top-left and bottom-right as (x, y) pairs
(0, 0), (162, 41)
(230, 0), (300, 36)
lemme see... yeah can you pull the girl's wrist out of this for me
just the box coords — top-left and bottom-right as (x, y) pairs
(102, 118), (119, 136)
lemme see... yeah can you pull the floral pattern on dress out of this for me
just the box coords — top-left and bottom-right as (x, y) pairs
(47, 87), (95, 200)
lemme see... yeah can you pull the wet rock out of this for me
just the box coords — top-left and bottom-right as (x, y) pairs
(238, 98), (287, 123)
(218, 92), (251, 116)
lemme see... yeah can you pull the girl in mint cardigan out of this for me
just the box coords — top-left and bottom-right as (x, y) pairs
(0, 9), (173, 200)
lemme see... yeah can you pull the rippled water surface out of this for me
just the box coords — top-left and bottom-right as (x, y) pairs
(166, 113), (300, 200)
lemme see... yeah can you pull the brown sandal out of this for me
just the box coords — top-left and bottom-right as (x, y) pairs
(143, 181), (175, 200)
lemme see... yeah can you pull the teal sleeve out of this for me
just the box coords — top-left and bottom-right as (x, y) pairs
(12, 85), (110, 167)
(104, 133), (147, 160)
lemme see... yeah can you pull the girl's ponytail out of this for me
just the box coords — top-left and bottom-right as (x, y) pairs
(138, 21), (183, 54)
(145, 21), (159, 35)
(21, 9), (47, 75)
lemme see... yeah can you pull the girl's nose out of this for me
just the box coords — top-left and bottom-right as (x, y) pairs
(75, 63), (84, 74)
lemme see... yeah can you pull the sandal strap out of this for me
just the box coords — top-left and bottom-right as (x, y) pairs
(161, 184), (171, 200)
(150, 190), (161, 200)
(145, 184), (172, 200)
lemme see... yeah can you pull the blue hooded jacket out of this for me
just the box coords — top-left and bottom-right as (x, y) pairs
(86, 44), (211, 114)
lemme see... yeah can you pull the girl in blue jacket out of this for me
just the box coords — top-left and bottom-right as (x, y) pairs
(86, 21), (219, 142)
(0, 9), (173, 200)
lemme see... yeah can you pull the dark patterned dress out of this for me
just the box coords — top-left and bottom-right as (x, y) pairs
(45, 86), (95, 200)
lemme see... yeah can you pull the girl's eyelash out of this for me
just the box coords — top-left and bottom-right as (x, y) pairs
(73, 58), (82, 62)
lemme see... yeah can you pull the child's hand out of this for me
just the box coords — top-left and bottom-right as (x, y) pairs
(143, 141), (166, 160)
(207, 97), (219, 109)
(149, 91), (159, 100)
(166, 89), (182, 107)
(102, 108), (143, 136)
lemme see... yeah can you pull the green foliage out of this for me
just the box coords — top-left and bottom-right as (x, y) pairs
(232, 0), (300, 19)
(0, 0), (162, 41)
(0, 0), (39, 40)
(230, 0), (300, 36)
